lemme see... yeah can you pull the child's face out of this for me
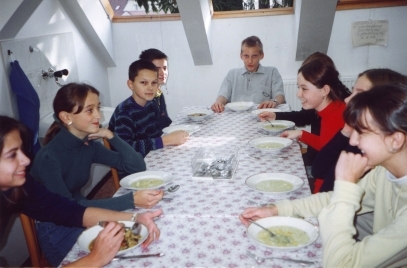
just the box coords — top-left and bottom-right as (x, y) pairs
(0, 130), (30, 191)
(345, 75), (373, 105)
(240, 45), (264, 73)
(65, 92), (101, 139)
(349, 110), (393, 168)
(152, 58), (168, 85)
(296, 72), (329, 112)
(128, 69), (158, 106)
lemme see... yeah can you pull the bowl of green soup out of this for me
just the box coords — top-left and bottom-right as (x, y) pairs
(248, 137), (293, 153)
(247, 216), (319, 250)
(245, 172), (304, 195)
(120, 171), (173, 190)
(257, 120), (295, 134)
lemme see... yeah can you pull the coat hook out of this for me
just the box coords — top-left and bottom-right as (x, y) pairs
(8, 50), (12, 55)
(29, 45), (39, 53)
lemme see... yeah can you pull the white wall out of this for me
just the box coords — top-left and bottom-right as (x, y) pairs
(0, 0), (112, 118)
(108, 4), (407, 119)
(0, 0), (406, 266)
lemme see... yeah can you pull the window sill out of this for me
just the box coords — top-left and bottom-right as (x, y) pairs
(112, 13), (181, 22)
(212, 7), (294, 19)
(336, 0), (407, 11)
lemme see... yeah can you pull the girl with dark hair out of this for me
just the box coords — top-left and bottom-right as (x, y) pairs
(30, 83), (163, 265)
(312, 68), (407, 192)
(0, 116), (161, 267)
(258, 53), (350, 189)
(240, 83), (407, 267)
(261, 56), (348, 157)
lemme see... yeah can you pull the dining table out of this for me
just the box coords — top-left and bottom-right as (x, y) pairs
(61, 105), (323, 267)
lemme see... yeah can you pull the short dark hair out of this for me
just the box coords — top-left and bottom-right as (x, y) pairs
(128, 59), (158, 81)
(241, 36), (263, 54)
(358, 68), (407, 87)
(139, 48), (168, 62)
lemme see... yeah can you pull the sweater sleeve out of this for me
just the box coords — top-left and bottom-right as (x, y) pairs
(109, 112), (164, 157)
(30, 155), (75, 200)
(22, 175), (85, 227)
(275, 191), (332, 218)
(311, 131), (349, 178)
(93, 135), (146, 173)
(318, 179), (407, 267)
(157, 94), (172, 129)
(76, 192), (135, 210)
(275, 109), (317, 127)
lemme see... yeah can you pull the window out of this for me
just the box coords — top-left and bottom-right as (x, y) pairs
(104, 0), (294, 22)
(102, 0), (407, 22)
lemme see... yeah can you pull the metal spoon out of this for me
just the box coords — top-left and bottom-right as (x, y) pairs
(248, 219), (276, 237)
(266, 119), (275, 128)
(164, 184), (180, 193)
(246, 251), (315, 265)
(112, 252), (164, 261)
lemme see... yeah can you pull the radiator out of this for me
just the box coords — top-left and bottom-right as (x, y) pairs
(283, 75), (357, 111)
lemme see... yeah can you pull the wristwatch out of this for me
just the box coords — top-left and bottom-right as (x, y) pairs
(271, 99), (278, 104)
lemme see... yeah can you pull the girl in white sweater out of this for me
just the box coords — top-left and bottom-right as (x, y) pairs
(240, 83), (407, 267)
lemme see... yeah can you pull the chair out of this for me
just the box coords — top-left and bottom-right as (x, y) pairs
(19, 213), (50, 267)
(102, 138), (120, 191)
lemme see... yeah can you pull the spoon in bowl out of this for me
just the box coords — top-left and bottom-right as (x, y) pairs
(98, 221), (141, 236)
(265, 119), (275, 128)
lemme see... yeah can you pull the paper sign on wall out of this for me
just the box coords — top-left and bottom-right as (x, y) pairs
(352, 20), (388, 47)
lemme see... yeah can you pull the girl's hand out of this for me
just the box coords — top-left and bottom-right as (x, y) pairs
(335, 151), (371, 184)
(133, 190), (164, 208)
(280, 129), (302, 140)
(135, 209), (162, 248)
(84, 222), (124, 266)
(258, 112), (276, 121)
(88, 128), (114, 140)
(239, 206), (277, 227)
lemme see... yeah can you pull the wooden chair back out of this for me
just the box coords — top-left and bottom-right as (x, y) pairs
(19, 213), (50, 267)
(102, 138), (120, 191)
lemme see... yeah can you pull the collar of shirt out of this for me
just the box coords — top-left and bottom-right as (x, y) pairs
(56, 126), (89, 150)
(387, 169), (407, 187)
(240, 64), (265, 75)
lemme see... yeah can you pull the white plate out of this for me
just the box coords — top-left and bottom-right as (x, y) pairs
(225, 101), (254, 112)
(247, 216), (319, 250)
(245, 172), (304, 194)
(248, 137), (293, 152)
(184, 108), (214, 122)
(257, 120), (295, 133)
(77, 221), (148, 255)
(120, 171), (173, 190)
(162, 124), (200, 135)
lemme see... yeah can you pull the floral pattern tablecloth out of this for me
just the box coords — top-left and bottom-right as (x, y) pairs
(62, 106), (323, 267)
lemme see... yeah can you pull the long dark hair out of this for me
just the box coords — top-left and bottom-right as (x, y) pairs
(344, 84), (407, 137)
(0, 116), (31, 235)
(43, 83), (99, 145)
(299, 57), (351, 101)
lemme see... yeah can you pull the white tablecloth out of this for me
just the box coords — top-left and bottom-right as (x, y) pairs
(61, 106), (323, 267)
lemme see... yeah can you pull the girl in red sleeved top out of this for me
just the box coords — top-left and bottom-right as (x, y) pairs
(279, 58), (348, 150)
